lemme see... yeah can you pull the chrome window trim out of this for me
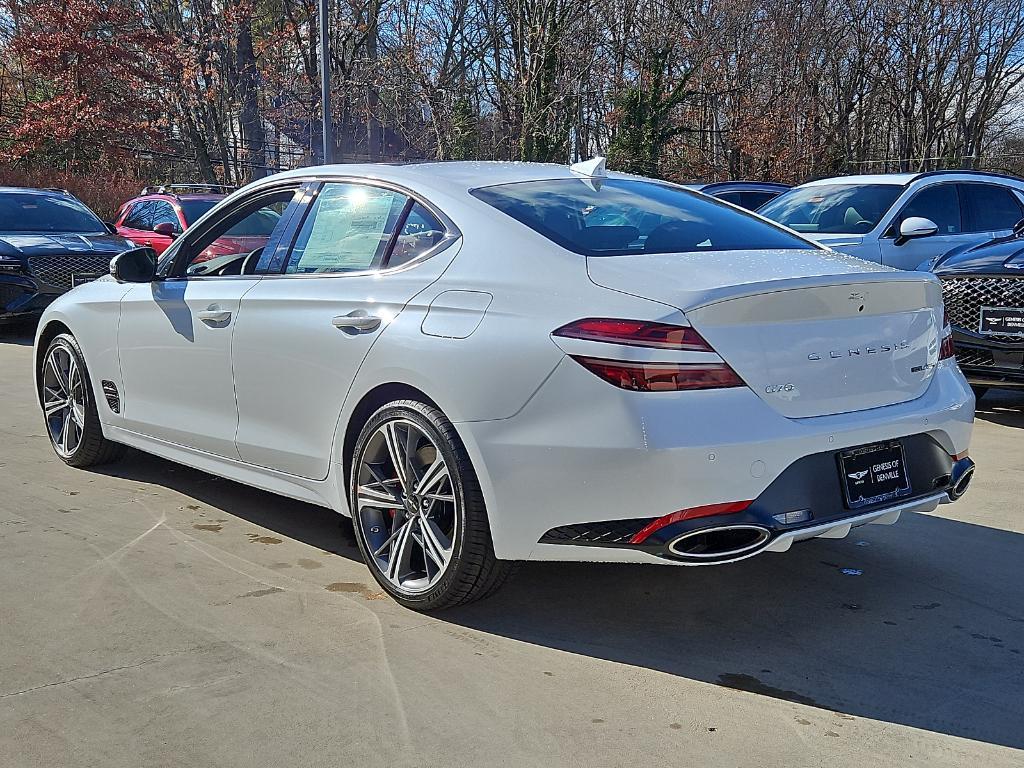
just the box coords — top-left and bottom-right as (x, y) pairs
(162, 174), (462, 282)
(265, 176), (462, 280)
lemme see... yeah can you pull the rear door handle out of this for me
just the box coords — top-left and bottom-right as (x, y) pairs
(197, 308), (232, 324)
(332, 313), (382, 332)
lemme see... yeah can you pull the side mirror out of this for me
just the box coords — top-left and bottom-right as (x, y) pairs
(104, 221), (118, 235)
(1013, 218), (1024, 238)
(153, 222), (179, 239)
(110, 247), (157, 283)
(895, 216), (939, 246)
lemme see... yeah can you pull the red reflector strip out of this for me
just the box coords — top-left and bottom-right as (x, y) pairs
(571, 356), (745, 391)
(630, 501), (753, 544)
(939, 324), (955, 360)
(554, 318), (714, 351)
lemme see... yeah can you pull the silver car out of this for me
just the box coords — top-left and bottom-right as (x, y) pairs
(759, 170), (1024, 270)
(34, 160), (974, 611)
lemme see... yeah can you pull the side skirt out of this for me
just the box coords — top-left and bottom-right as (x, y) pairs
(105, 425), (346, 513)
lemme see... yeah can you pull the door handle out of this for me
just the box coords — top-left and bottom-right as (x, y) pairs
(332, 313), (382, 332)
(197, 308), (232, 324)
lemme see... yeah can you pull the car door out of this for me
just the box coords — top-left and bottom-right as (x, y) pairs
(231, 180), (460, 479)
(878, 183), (970, 270)
(116, 183), (304, 457)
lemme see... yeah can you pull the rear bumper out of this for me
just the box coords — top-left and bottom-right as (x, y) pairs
(952, 327), (1024, 387)
(456, 357), (974, 561)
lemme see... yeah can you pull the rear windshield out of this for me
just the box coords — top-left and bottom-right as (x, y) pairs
(0, 192), (105, 234)
(759, 184), (904, 234)
(470, 178), (811, 256)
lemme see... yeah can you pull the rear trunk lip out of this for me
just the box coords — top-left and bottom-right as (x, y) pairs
(678, 271), (939, 313)
(586, 250), (935, 313)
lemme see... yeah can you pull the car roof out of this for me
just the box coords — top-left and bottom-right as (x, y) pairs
(799, 170), (1024, 189)
(129, 193), (224, 202)
(267, 160), (652, 195)
(0, 186), (75, 196)
(800, 173), (920, 187)
(697, 181), (790, 192)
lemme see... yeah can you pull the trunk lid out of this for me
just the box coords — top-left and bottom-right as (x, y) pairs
(587, 249), (943, 418)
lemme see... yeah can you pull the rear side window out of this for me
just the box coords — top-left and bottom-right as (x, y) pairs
(898, 184), (961, 234)
(286, 183), (409, 274)
(471, 178), (810, 256)
(961, 184), (1024, 232)
(389, 203), (445, 266)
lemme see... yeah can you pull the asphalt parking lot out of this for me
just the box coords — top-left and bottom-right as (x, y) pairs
(1, 325), (1022, 768)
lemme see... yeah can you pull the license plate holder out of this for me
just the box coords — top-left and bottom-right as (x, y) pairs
(979, 306), (1024, 337)
(71, 272), (102, 287)
(839, 442), (911, 509)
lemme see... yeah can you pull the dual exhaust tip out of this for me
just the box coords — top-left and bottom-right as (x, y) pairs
(667, 524), (770, 562)
(667, 456), (975, 562)
(947, 457), (975, 501)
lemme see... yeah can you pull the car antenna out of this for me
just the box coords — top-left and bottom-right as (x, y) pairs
(569, 156), (607, 192)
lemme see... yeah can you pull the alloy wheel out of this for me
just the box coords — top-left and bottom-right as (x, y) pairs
(42, 344), (86, 458)
(355, 418), (458, 594)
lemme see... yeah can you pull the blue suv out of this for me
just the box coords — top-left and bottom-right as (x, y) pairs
(0, 188), (132, 324)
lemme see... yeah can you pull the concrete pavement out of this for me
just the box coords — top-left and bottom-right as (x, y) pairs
(1, 326), (1022, 767)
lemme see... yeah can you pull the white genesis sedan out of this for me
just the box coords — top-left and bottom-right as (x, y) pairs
(33, 160), (976, 610)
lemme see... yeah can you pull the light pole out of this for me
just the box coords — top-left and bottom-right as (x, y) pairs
(319, 0), (332, 164)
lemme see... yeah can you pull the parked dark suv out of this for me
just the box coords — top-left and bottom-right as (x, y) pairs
(935, 222), (1024, 398)
(0, 188), (132, 324)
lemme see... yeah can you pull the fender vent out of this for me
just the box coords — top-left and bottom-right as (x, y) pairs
(101, 380), (120, 413)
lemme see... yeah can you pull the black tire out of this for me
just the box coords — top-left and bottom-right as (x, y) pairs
(349, 399), (514, 610)
(40, 333), (125, 468)
(971, 385), (989, 402)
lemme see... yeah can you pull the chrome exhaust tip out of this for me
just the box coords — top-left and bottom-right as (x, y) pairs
(946, 457), (975, 501)
(667, 524), (771, 562)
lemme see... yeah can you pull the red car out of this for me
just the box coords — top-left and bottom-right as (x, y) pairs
(114, 184), (279, 263)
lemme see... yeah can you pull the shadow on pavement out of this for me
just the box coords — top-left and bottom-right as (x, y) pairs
(975, 388), (1024, 428)
(91, 450), (363, 562)
(443, 511), (1024, 749)
(97, 448), (1024, 749)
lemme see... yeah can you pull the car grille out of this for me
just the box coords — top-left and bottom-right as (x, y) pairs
(27, 255), (113, 290)
(954, 348), (994, 368)
(940, 275), (1024, 342)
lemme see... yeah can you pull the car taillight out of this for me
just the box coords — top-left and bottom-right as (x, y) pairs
(939, 323), (955, 360)
(570, 357), (744, 392)
(555, 318), (745, 391)
(553, 318), (715, 351)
